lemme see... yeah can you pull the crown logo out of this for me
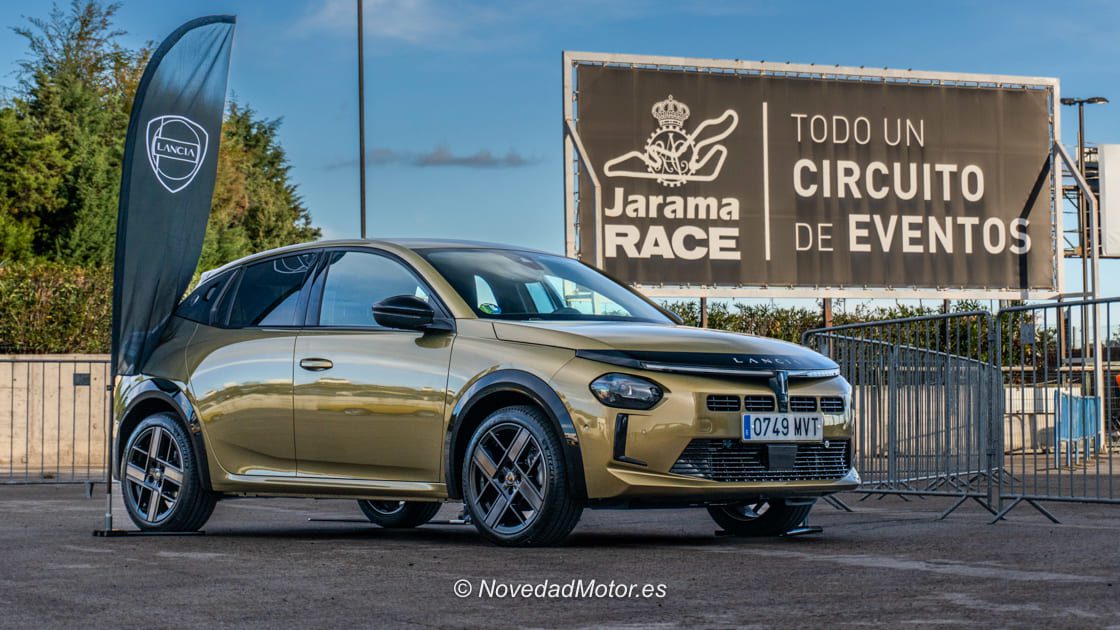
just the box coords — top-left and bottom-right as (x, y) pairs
(651, 95), (690, 128)
(604, 94), (737, 187)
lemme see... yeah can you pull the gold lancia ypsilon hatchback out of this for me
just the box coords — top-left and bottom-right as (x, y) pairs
(114, 239), (858, 546)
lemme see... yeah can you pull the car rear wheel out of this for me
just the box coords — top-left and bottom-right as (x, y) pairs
(357, 500), (441, 528)
(707, 498), (816, 537)
(120, 413), (216, 532)
(462, 405), (583, 546)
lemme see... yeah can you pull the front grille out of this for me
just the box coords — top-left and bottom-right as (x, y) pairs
(743, 395), (776, 412)
(820, 397), (845, 413)
(706, 395), (741, 412)
(670, 439), (850, 482)
(789, 396), (817, 412)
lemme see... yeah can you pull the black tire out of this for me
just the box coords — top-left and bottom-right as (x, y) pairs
(357, 500), (441, 528)
(707, 498), (816, 537)
(461, 405), (583, 546)
(120, 413), (216, 532)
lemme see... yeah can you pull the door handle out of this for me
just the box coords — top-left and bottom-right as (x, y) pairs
(299, 358), (334, 371)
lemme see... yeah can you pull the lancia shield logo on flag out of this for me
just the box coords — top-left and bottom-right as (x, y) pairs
(145, 115), (209, 193)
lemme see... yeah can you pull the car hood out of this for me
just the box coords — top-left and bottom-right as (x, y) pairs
(492, 321), (837, 373)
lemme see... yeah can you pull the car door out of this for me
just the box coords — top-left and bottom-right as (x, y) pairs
(293, 249), (454, 481)
(186, 251), (317, 477)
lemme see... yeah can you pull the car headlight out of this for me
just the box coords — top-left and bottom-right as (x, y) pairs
(589, 373), (664, 410)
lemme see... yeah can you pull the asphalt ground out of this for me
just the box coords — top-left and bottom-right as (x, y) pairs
(1, 485), (1118, 629)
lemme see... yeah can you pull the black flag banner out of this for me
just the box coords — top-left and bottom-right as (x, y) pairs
(111, 16), (235, 376)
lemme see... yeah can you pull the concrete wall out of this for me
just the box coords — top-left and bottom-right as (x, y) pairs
(0, 355), (110, 481)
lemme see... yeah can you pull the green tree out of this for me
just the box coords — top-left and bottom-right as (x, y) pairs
(11, 0), (144, 265)
(0, 108), (67, 260)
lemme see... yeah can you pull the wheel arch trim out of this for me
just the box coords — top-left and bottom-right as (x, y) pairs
(115, 378), (213, 491)
(445, 369), (586, 501)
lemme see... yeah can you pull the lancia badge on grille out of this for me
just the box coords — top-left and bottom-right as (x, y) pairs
(769, 370), (790, 412)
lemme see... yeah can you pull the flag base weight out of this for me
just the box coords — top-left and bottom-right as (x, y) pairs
(714, 525), (824, 538)
(779, 525), (823, 537)
(93, 529), (206, 537)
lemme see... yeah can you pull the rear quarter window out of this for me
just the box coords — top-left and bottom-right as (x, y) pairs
(226, 253), (316, 327)
(175, 272), (233, 325)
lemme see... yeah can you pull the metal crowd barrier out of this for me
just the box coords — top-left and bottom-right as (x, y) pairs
(804, 311), (1002, 519)
(0, 356), (110, 485)
(806, 298), (1120, 522)
(997, 298), (1120, 520)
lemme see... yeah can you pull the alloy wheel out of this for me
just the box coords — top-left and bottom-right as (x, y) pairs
(725, 501), (770, 521)
(123, 425), (185, 524)
(364, 501), (406, 515)
(467, 422), (548, 535)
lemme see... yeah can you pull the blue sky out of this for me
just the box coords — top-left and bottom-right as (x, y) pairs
(1, 0), (1118, 304)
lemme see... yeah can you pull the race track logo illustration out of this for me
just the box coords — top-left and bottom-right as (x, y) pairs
(145, 115), (209, 193)
(603, 95), (738, 187)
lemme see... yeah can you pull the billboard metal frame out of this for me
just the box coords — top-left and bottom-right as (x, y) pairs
(563, 51), (1063, 301)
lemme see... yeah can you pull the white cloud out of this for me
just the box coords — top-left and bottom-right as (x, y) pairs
(327, 146), (538, 169)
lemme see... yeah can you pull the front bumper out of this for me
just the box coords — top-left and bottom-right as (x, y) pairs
(551, 358), (859, 501)
(596, 465), (860, 506)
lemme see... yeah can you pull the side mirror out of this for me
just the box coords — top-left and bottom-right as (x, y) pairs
(372, 295), (437, 331)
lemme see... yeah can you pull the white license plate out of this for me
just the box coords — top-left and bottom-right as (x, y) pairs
(742, 414), (823, 442)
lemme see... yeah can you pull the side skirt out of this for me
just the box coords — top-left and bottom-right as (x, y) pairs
(217, 474), (447, 500)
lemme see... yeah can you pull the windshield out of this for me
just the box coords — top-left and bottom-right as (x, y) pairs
(419, 248), (673, 323)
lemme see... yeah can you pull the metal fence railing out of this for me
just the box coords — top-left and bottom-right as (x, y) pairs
(996, 298), (1120, 519)
(804, 311), (1002, 519)
(806, 299), (1120, 522)
(0, 356), (110, 484)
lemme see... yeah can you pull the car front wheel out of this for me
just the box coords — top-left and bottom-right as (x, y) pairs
(707, 498), (816, 537)
(461, 405), (583, 546)
(120, 413), (216, 532)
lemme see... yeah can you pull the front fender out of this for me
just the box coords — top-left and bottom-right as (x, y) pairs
(444, 369), (586, 501)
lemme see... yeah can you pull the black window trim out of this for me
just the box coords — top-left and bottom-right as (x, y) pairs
(217, 250), (321, 330)
(175, 268), (236, 326)
(207, 267), (240, 327)
(304, 246), (454, 332)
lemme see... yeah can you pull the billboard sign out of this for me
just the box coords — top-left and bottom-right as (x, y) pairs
(1098, 144), (1120, 258)
(563, 53), (1060, 299)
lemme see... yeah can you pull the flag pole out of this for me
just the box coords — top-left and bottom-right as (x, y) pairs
(357, 0), (367, 239)
(102, 378), (114, 532)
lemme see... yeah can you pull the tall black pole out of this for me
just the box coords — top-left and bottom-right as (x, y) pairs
(357, 0), (367, 239)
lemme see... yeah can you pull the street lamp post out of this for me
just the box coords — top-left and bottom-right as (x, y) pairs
(357, 0), (367, 239)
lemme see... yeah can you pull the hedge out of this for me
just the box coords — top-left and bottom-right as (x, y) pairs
(662, 300), (961, 344)
(0, 261), (111, 353)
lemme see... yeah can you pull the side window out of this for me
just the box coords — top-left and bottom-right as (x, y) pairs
(227, 253), (315, 327)
(318, 251), (430, 327)
(525, 282), (556, 314)
(544, 274), (626, 316)
(473, 275), (499, 314)
(176, 271), (232, 325)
